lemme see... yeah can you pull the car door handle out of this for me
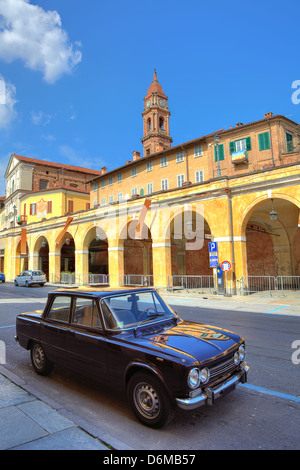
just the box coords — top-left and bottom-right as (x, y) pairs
(44, 324), (66, 334)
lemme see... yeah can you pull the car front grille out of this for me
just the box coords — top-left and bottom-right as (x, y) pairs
(209, 355), (237, 381)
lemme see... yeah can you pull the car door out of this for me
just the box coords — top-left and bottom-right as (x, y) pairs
(39, 295), (71, 365)
(66, 296), (108, 380)
(17, 272), (25, 286)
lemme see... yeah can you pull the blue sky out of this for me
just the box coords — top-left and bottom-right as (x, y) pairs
(0, 0), (300, 196)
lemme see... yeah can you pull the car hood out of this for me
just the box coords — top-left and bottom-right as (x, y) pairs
(135, 320), (241, 364)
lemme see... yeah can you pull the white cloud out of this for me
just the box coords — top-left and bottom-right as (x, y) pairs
(0, 74), (17, 128)
(31, 110), (52, 126)
(0, 0), (82, 83)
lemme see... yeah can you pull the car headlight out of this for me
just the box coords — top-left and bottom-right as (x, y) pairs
(188, 368), (201, 389)
(199, 367), (210, 384)
(239, 344), (246, 361)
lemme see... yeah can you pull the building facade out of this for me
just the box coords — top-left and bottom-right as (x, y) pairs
(0, 72), (299, 294)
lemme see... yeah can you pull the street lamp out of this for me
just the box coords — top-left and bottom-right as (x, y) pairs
(214, 134), (221, 177)
(269, 199), (278, 221)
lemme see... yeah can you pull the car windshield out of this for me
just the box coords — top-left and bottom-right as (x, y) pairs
(101, 291), (176, 330)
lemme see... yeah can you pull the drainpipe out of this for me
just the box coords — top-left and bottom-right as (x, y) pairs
(225, 187), (236, 295)
(181, 145), (190, 184)
(268, 119), (275, 167)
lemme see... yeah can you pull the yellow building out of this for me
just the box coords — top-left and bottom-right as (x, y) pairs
(0, 72), (299, 295)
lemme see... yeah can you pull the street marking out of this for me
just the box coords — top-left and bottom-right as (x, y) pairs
(0, 298), (47, 304)
(265, 305), (289, 314)
(241, 383), (300, 404)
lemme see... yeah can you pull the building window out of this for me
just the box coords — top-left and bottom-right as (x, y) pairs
(117, 173), (122, 183)
(161, 179), (168, 191)
(160, 156), (167, 167)
(118, 193), (123, 202)
(146, 161), (152, 172)
(68, 200), (74, 213)
(101, 180), (105, 189)
(195, 170), (204, 183)
(132, 167), (137, 177)
(108, 176), (113, 186)
(47, 200), (52, 213)
(29, 203), (37, 215)
(39, 180), (48, 190)
(176, 151), (184, 163)
(286, 132), (294, 152)
(132, 188), (138, 196)
(140, 188), (144, 196)
(93, 182), (98, 191)
(229, 137), (251, 154)
(109, 195), (114, 204)
(177, 174), (185, 187)
(101, 198), (105, 206)
(214, 144), (225, 162)
(147, 183), (153, 195)
(258, 132), (270, 151)
(86, 203), (90, 210)
(194, 145), (203, 158)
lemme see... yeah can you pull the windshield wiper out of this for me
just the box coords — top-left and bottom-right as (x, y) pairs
(134, 314), (165, 335)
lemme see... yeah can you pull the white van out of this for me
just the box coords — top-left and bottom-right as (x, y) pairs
(14, 270), (46, 287)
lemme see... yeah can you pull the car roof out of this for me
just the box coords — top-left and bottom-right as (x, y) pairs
(48, 286), (156, 299)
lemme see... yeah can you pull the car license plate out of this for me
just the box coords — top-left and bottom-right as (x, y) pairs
(222, 383), (236, 397)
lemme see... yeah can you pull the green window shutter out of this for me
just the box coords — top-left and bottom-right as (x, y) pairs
(258, 132), (270, 150)
(140, 188), (144, 196)
(286, 133), (293, 152)
(245, 137), (251, 150)
(229, 141), (235, 154)
(215, 144), (224, 161)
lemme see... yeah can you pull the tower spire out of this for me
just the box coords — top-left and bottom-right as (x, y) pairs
(141, 71), (172, 156)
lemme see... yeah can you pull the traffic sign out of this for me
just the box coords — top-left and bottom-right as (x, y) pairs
(221, 260), (231, 271)
(209, 242), (218, 268)
(209, 242), (218, 253)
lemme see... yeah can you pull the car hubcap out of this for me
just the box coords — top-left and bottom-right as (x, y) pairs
(134, 382), (160, 419)
(33, 345), (44, 369)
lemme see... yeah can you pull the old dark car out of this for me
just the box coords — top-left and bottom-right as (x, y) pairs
(15, 287), (249, 428)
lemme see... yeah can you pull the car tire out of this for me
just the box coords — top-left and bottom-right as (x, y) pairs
(25, 281), (29, 287)
(127, 372), (175, 428)
(40, 283), (45, 287)
(14, 280), (18, 286)
(30, 342), (54, 376)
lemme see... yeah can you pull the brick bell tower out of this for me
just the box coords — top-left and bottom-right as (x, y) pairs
(141, 70), (172, 156)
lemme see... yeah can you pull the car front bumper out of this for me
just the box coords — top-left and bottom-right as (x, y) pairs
(176, 362), (249, 411)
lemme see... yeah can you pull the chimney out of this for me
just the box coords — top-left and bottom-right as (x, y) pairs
(132, 151), (141, 161)
(101, 167), (107, 174)
(236, 122), (243, 127)
(264, 112), (273, 119)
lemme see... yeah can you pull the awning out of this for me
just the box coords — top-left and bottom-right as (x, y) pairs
(21, 228), (27, 255)
(135, 199), (151, 239)
(55, 217), (73, 245)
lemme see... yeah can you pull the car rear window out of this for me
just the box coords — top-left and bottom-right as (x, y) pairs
(32, 271), (44, 276)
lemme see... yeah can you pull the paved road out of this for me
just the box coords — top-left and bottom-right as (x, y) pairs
(0, 283), (299, 450)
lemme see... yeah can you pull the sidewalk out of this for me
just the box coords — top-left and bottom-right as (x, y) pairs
(0, 367), (129, 450)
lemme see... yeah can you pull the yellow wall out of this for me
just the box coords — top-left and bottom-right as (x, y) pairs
(20, 190), (90, 225)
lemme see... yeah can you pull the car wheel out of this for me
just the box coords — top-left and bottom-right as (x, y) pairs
(14, 280), (18, 286)
(25, 281), (29, 287)
(40, 283), (45, 287)
(30, 342), (54, 376)
(127, 372), (175, 428)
